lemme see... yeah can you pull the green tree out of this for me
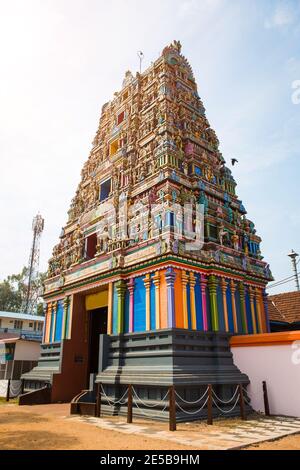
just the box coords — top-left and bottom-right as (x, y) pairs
(0, 267), (46, 315)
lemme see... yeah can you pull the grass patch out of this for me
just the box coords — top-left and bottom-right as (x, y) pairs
(0, 397), (19, 405)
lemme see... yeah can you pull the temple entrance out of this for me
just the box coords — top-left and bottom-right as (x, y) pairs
(88, 307), (108, 374)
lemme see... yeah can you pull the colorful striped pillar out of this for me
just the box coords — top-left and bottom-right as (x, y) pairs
(51, 301), (57, 342)
(258, 288), (267, 332)
(152, 272), (161, 330)
(208, 275), (219, 332)
(128, 278), (135, 333)
(62, 296), (70, 340)
(255, 287), (263, 333)
(249, 287), (257, 334)
(263, 290), (271, 333)
(68, 295), (74, 339)
(238, 283), (248, 334)
(107, 282), (113, 335)
(144, 274), (151, 331)
(165, 267), (176, 328)
(44, 303), (51, 343)
(220, 279), (229, 332)
(230, 280), (238, 334)
(189, 272), (197, 330)
(181, 271), (189, 329)
(200, 274), (208, 331)
(116, 280), (127, 334)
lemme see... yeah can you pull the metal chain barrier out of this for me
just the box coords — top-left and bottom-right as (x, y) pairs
(212, 385), (239, 404)
(175, 386), (209, 405)
(212, 394), (240, 414)
(100, 384), (128, 407)
(242, 387), (251, 405)
(175, 396), (209, 415)
(133, 398), (168, 419)
(132, 386), (169, 409)
(93, 382), (251, 431)
(9, 380), (22, 397)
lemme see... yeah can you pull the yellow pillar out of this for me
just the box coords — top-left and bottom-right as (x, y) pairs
(107, 282), (113, 335)
(144, 274), (151, 331)
(152, 272), (161, 330)
(230, 280), (238, 334)
(221, 279), (229, 332)
(181, 271), (189, 329)
(189, 272), (197, 330)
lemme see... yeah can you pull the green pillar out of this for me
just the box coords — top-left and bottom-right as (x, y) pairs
(116, 280), (127, 334)
(63, 296), (71, 339)
(238, 283), (248, 334)
(208, 275), (219, 331)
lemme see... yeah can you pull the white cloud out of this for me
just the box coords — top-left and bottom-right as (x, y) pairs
(264, 2), (296, 29)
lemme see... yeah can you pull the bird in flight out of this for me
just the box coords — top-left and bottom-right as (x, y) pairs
(231, 158), (238, 166)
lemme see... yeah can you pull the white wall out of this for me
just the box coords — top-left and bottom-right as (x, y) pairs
(232, 343), (300, 417)
(0, 318), (16, 329)
(0, 317), (43, 331)
(0, 380), (22, 398)
(14, 341), (41, 361)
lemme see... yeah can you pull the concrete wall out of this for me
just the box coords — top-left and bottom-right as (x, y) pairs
(231, 331), (300, 418)
(14, 341), (41, 361)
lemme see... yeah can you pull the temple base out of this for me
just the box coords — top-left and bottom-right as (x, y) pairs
(74, 329), (251, 421)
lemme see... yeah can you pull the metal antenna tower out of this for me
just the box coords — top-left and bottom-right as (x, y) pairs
(22, 214), (45, 314)
(137, 51), (144, 74)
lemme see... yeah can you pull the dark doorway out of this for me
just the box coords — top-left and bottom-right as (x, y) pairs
(84, 233), (97, 260)
(88, 307), (108, 374)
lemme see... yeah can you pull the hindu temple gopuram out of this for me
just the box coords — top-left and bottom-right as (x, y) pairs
(21, 41), (273, 419)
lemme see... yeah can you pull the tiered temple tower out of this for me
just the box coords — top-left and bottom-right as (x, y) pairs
(22, 42), (272, 417)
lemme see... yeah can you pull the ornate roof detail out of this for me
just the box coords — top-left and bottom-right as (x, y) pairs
(46, 42), (272, 284)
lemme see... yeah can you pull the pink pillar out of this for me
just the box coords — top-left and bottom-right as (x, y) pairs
(200, 274), (208, 331)
(128, 278), (135, 333)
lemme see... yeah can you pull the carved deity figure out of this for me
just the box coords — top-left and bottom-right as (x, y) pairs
(218, 224), (227, 246)
(232, 231), (239, 251)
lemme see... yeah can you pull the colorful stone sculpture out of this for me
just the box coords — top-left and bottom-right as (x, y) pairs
(23, 42), (272, 405)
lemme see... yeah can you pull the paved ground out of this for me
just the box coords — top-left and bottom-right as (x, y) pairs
(72, 414), (300, 450)
(1, 403), (300, 450)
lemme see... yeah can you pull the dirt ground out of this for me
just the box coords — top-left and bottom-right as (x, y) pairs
(247, 436), (300, 450)
(0, 403), (195, 450)
(0, 402), (299, 450)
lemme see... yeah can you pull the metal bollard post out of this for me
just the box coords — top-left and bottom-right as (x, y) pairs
(6, 378), (11, 402)
(207, 384), (213, 425)
(127, 385), (133, 424)
(169, 386), (176, 432)
(95, 382), (101, 418)
(239, 384), (246, 420)
(263, 381), (270, 416)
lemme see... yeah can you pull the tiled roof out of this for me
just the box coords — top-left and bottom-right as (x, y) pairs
(268, 291), (300, 324)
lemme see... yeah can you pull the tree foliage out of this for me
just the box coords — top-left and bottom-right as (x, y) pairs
(0, 267), (45, 315)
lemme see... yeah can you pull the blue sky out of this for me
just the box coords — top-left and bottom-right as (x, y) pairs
(0, 0), (299, 293)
